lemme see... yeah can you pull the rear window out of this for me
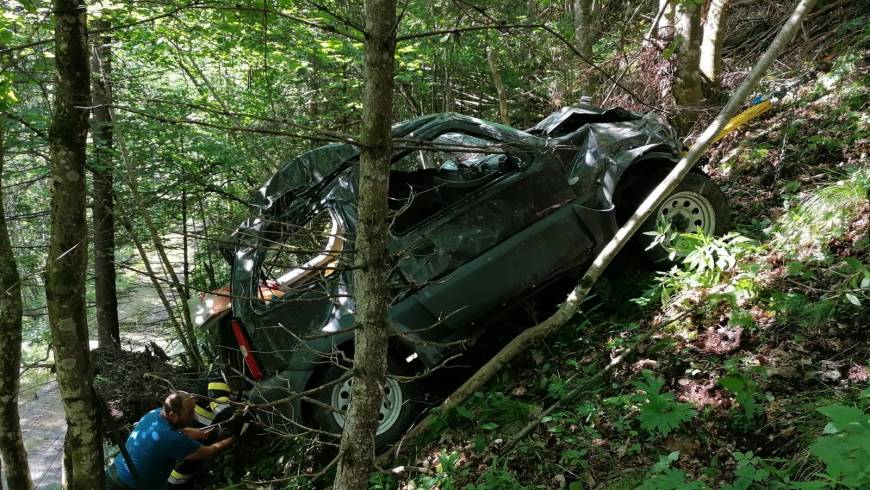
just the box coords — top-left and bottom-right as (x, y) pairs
(259, 208), (344, 291)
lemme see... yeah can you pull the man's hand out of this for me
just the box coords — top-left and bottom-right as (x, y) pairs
(182, 427), (213, 440)
(185, 435), (235, 461)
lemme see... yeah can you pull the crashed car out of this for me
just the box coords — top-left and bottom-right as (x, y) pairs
(194, 104), (729, 447)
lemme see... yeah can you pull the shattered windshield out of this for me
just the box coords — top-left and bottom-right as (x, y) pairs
(258, 207), (344, 294)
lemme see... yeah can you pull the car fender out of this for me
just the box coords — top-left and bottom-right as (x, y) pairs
(604, 150), (680, 206)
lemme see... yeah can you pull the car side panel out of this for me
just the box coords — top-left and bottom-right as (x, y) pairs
(392, 158), (576, 287)
(392, 203), (609, 339)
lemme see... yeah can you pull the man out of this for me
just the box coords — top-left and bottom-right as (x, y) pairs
(105, 392), (235, 489)
(168, 378), (252, 487)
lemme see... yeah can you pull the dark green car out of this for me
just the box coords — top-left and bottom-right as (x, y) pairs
(195, 104), (729, 447)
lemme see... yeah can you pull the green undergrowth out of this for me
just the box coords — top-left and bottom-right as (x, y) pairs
(387, 53), (869, 490)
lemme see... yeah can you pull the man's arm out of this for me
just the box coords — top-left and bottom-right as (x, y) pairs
(184, 435), (235, 461)
(181, 427), (212, 440)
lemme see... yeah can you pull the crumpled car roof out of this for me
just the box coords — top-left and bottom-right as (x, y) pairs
(228, 105), (680, 257)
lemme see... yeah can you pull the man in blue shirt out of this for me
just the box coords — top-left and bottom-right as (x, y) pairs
(106, 392), (235, 489)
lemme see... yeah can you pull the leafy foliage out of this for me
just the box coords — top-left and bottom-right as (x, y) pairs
(639, 452), (707, 490)
(719, 372), (764, 423)
(632, 371), (697, 437)
(808, 400), (870, 488)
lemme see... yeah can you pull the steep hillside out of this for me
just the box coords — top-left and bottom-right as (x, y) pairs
(374, 52), (870, 490)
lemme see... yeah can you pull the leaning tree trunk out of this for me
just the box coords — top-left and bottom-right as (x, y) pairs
(0, 124), (34, 490)
(388, 0), (818, 461)
(673, 0), (704, 131)
(90, 20), (121, 349)
(46, 0), (104, 487)
(333, 0), (397, 488)
(700, 0), (731, 84)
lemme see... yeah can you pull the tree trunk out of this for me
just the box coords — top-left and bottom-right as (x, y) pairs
(573, 0), (596, 94)
(573, 0), (594, 59)
(700, 0), (731, 83)
(333, 0), (396, 488)
(46, 1), (104, 487)
(649, 0), (675, 40)
(673, 0), (704, 131)
(0, 123), (34, 490)
(486, 46), (510, 125)
(90, 20), (121, 349)
(387, 0), (818, 461)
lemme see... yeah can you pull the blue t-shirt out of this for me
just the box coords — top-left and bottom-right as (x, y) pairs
(113, 408), (201, 488)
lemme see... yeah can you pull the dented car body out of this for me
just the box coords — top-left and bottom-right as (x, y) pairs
(199, 104), (725, 440)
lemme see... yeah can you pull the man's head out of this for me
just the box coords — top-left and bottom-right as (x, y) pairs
(162, 392), (196, 427)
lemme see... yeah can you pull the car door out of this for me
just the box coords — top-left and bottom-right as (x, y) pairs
(387, 125), (581, 336)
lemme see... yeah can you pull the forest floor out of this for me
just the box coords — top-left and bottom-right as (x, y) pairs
(196, 50), (869, 489)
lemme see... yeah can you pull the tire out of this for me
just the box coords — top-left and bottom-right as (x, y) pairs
(306, 355), (424, 450)
(616, 170), (730, 261)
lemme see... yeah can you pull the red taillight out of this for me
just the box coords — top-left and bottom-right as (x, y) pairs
(230, 319), (264, 381)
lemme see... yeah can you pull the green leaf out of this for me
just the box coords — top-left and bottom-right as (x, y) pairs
(18, 0), (36, 12)
(455, 405), (473, 419)
(816, 404), (866, 432)
(845, 293), (861, 306)
(651, 451), (680, 473)
(480, 422), (498, 430)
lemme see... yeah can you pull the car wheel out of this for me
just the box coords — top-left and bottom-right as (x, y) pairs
(617, 170), (730, 261)
(306, 355), (424, 450)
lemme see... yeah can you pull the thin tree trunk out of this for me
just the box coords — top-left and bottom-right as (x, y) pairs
(0, 123), (34, 490)
(486, 46), (510, 125)
(650, 0), (675, 40)
(573, 0), (594, 60)
(117, 212), (198, 362)
(199, 201), (218, 290)
(90, 20), (121, 349)
(182, 189), (189, 292)
(115, 127), (203, 369)
(388, 0), (817, 460)
(46, 0), (104, 487)
(700, 0), (731, 83)
(673, 0), (704, 131)
(333, 0), (396, 487)
(573, 0), (596, 94)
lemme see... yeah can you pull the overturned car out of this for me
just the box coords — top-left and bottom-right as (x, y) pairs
(195, 104), (729, 447)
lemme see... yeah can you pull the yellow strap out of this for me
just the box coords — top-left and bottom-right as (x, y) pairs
(207, 382), (232, 393)
(169, 470), (191, 480)
(194, 405), (214, 420)
(712, 100), (772, 144)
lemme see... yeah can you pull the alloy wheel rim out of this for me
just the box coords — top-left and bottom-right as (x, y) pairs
(330, 376), (403, 435)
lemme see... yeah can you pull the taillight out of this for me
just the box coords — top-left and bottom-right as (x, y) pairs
(230, 319), (264, 381)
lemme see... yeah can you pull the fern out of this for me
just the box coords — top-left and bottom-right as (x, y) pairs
(632, 371), (697, 437)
